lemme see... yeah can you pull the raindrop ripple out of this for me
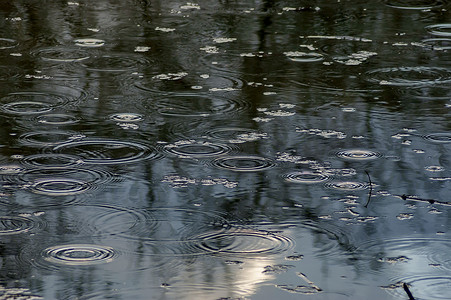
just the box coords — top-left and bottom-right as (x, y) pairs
(212, 156), (276, 172)
(42, 244), (117, 265)
(53, 139), (162, 164)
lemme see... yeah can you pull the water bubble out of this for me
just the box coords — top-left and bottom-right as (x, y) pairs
(384, 0), (444, 10)
(190, 229), (294, 256)
(335, 149), (382, 160)
(325, 181), (369, 191)
(42, 244), (117, 265)
(0, 216), (40, 235)
(0, 38), (18, 49)
(424, 133), (451, 143)
(163, 140), (233, 158)
(366, 67), (451, 87)
(426, 24), (451, 37)
(109, 113), (143, 122)
(53, 139), (162, 164)
(283, 171), (330, 184)
(31, 47), (90, 62)
(74, 38), (105, 47)
(211, 156), (276, 172)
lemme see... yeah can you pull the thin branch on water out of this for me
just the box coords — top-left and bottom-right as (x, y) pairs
(403, 282), (415, 300)
(397, 194), (451, 207)
(364, 170), (372, 208)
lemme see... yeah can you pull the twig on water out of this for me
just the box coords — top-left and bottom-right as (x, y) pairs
(403, 282), (415, 300)
(398, 194), (451, 207)
(364, 170), (372, 208)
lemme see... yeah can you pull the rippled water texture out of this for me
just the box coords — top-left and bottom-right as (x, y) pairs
(0, 1), (450, 299)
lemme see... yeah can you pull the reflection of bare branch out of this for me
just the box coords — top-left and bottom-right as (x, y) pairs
(364, 170), (372, 208)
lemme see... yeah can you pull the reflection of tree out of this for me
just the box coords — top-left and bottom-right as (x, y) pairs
(0, 0), (450, 299)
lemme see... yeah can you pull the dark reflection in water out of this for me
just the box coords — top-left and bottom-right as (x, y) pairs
(0, 0), (450, 299)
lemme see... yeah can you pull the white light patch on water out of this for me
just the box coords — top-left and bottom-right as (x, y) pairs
(264, 110), (296, 117)
(209, 87), (238, 92)
(200, 45), (219, 53)
(6, 17), (22, 21)
(162, 175), (237, 188)
(0, 286), (42, 299)
(300, 44), (317, 51)
(279, 103), (295, 109)
(213, 38), (237, 43)
(296, 128), (347, 139)
(134, 46), (150, 52)
(229, 132), (268, 143)
(180, 2), (200, 10)
(152, 72), (188, 80)
(155, 27), (175, 32)
(334, 51), (377, 65)
(302, 35), (372, 42)
(253, 117), (273, 122)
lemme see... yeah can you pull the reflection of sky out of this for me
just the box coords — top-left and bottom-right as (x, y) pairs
(0, 0), (450, 299)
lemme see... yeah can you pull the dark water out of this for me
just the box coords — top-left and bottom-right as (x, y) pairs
(0, 0), (450, 299)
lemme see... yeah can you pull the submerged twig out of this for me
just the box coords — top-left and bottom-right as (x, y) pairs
(364, 170), (372, 208)
(403, 282), (415, 300)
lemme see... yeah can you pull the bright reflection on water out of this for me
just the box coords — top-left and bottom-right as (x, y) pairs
(0, 0), (450, 299)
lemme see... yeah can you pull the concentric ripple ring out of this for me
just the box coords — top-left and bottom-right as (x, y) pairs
(42, 244), (117, 265)
(212, 156), (276, 172)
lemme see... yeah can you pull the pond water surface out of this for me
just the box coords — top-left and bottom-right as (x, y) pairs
(0, 1), (450, 299)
